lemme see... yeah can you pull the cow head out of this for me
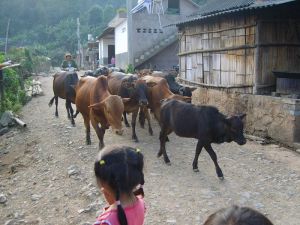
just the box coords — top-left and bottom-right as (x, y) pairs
(89, 95), (126, 135)
(134, 79), (149, 106)
(123, 78), (149, 107)
(178, 86), (197, 97)
(225, 114), (247, 145)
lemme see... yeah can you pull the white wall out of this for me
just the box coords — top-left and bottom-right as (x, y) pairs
(98, 38), (114, 64)
(115, 20), (128, 54)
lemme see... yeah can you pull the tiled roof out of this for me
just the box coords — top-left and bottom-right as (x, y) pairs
(170, 0), (296, 26)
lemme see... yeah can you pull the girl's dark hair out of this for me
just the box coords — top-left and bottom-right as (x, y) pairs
(203, 205), (274, 225)
(94, 145), (145, 225)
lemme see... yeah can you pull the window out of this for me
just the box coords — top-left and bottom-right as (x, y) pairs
(168, 0), (180, 14)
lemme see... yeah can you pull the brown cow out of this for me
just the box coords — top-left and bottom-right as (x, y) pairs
(48, 72), (78, 126)
(75, 75), (128, 149)
(141, 75), (191, 122)
(107, 72), (153, 142)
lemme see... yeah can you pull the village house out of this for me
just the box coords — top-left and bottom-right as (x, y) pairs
(97, 0), (200, 70)
(173, 0), (300, 147)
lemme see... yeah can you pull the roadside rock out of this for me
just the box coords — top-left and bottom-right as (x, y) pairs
(0, 193), (7, 204)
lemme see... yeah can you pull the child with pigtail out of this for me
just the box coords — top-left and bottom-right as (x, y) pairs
(93, 145), (146, 225)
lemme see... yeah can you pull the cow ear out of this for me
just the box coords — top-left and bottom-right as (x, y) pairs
(189, 87), (197, 92)
(88, 101), (105, 110)
(182, 96), (191, 103)
(147, 81), (157, 87)
(239, 113), (246, 120)
(122, 98), (131, 104)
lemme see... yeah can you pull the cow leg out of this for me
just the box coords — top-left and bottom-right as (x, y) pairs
(54, 96), (59, 117)
(73, 110), (79, 118)
(192, 140), (204, 172)
(66, 100), (75, 126)
(158, 127), (172, 164)
(82, 115), (91, 145)
(144, 108), (153, 135)
(138, 108), (145, 128)
(204, 144), (224, 179)
(90, 117), (106, 149)
(123, 112), (130, 127)
(65, 101), (71, 119)
(131, 110), (139, 142)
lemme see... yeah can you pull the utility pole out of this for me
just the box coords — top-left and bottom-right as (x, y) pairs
(5, 18), (10, 55)
(77, 18), (83, 68)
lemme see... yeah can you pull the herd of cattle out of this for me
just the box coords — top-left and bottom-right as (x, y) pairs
(49, 68), (246, 179)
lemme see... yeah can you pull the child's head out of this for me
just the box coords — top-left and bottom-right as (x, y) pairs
(94, 145), (144, 224)
(203, 205), (273, 225)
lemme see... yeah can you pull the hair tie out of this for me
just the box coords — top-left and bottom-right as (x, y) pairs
(136, 148), (141, 153)
(116, 200), (121, 205)
(99, 160), (105, 166)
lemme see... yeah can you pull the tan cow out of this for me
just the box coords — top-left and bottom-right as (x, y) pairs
(75, 75), (128, 149)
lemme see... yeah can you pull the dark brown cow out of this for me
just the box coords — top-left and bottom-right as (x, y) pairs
(141, 75), (191, 122)
(159, 99), (246, 179)
(75, 75), (128, 149)
(48, 71), (78, 126)
(107, 72), (153, 142)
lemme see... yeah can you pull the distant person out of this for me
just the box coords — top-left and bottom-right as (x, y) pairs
(110, 56), (115, 67)
(203, 205), (274, 225)
(61, 52), (78, 71)
(94, 145), (146, 225)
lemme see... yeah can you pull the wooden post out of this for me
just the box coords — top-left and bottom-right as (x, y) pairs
(254, 21), (261, 94)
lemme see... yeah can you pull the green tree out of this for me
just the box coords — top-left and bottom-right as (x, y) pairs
(88, 5), (103, 27)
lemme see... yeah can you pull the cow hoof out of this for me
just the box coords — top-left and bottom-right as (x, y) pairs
(218, 176), (224, 180)
(149, 129), (153, 136)
(193, 168), (199, 172)
(157, 153), (162, 158)
(133, 139), (139, 143)
(166, 162), (171, 166)
(125, 124), (130, 127)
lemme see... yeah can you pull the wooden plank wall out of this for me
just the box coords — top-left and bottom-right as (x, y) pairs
(256, 20), (300, 91)
(179, 14), (256, 93)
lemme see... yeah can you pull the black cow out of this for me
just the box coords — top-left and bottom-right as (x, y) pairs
(159, 99), (246, 179)
(107, 72), (153, 142)
(48, 72), (79, 126)
(84, 66), (109, 77)
(152, 71), (196, 97)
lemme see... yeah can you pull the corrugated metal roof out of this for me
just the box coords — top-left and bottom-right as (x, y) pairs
(169, 0), (297, 26)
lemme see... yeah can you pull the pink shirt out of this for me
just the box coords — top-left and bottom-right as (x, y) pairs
(94, 197), (145, 225)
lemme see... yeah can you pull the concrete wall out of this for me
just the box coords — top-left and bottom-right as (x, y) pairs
(116, 52), (128, 70)
(115, 20), (128, 55)
(136, 41), (178, 70)
(192, 87), (300, 147)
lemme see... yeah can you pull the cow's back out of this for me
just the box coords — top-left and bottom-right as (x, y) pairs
(161, 100), (222, 140)
(53, 72), (78, 102)
(75, 77), (96, 115)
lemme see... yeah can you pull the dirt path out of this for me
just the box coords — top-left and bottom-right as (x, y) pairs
(0, 74), (300, 225)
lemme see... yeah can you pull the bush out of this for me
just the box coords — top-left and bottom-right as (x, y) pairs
(125, 64), (135, 74)
(0, 52), (30, 114)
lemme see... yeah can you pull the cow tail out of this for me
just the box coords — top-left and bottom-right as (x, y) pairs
(48, 97), (55, 107)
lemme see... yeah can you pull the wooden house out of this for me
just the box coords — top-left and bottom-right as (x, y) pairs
(172, 0), (300, 147)
(174, 0), (300, 95)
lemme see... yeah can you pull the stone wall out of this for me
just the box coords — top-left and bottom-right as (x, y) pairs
(192, 87), (300, 147)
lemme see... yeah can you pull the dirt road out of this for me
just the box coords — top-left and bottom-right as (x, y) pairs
(0, 74), (300, 225)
